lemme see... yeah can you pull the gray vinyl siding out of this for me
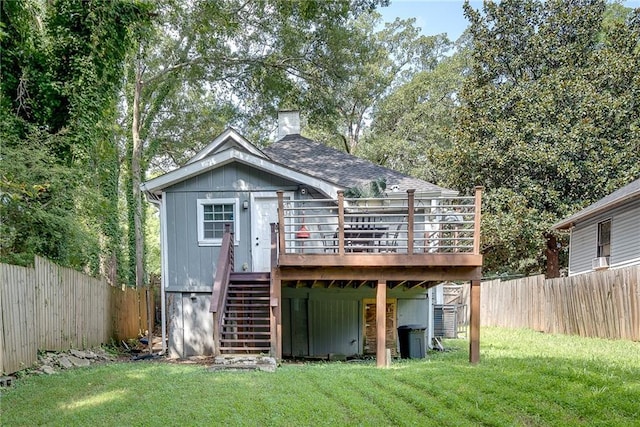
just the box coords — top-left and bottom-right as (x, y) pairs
(569, 223), (597, 275)
(281, 287), (429, 357)
(569, 199), (640, 275)
(164, 163), (298, 291)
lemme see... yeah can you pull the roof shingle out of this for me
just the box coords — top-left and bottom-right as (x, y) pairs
(263, 134), (453, 195)
(553, 177), (640, 229)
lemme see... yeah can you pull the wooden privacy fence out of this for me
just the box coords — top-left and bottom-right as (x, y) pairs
(478, 266), (640, 341)
(0, 256), (155, 375)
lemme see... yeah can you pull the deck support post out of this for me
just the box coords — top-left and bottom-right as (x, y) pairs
(376, 280), (387, 368)
(469, 279), (481, 364)
(270, 222), (282, 361)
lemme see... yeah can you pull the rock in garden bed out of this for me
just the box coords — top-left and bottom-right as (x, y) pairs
(36, 347), (117, 375)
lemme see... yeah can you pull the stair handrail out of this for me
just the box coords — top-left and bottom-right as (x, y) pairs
(209, 225), (234, 354)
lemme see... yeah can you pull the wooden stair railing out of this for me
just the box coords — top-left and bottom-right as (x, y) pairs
(210, 226), (234, 355)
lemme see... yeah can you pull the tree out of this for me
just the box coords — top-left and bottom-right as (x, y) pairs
(300, 12), (443, 155)
(0, 0), (148, 279)
(123, 0), (389, 287)
(443, 0), (640, 275)
(363, 36), (467, 183)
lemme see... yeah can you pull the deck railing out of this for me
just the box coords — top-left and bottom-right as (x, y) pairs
(277, 188), (482, 256)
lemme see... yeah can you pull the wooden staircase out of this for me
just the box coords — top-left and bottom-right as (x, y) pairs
(219, 272), (272, 354)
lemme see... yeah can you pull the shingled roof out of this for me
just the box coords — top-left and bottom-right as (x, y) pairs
(553, 177), (640, 230)
(263, 134), (455, 196)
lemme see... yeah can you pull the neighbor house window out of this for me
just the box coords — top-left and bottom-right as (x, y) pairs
(597, 219), (611, 259)
(197, 199), (239, 246)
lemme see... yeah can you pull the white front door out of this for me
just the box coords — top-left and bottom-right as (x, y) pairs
(251, 192), (293, 271)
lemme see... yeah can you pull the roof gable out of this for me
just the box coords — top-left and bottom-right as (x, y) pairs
(142, 147), (342, 197)
(554, 177), (640, 229)
(187, 128), (267, 164)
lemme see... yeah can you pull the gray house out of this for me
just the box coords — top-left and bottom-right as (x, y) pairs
(553, 177), (640, 276)
(142, 111), (484, 362)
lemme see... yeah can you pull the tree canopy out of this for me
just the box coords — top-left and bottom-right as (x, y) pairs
(3, 0), (640, 282)
(444, 0), (640, 274)
(1, 0), (150, 279)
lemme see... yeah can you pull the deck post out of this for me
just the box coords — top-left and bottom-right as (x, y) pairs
(469, 279), (481, 364)
(337, 191), (345, 255)
(277, 191), (285, 254)
(407, 190), (415, 254)
(270, 223), (282, 360)
(473, 186), (483, 255)
(376, 280), (387, 368)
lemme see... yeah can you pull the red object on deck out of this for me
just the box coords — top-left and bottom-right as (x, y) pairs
(296, 224), (310, 239)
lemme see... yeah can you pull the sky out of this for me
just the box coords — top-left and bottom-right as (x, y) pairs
(379, 0), (640, 41)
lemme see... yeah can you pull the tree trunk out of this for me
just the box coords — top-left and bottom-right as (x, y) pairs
(131, 69), (145, 288)
(545, 233), (560, 279)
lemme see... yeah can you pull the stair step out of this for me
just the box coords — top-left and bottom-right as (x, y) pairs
(229, 272), (270, 281)
(222, 324), (270, 334)
(220, 339), (271, 343)
(227, 302), (269, 308)
(222, 332), (271, 337)
(227, 296), (269, 300)
(226, 312), (270, 317)
(222, 325), (269, 334)
(228, 290), (270, 294)
(220, 331), (271, 337)
(229, 280), (270, 285)
(220, 346), (270, 352)
(222, 322), (270, 326)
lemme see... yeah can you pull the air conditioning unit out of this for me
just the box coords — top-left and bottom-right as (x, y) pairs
(592, 257), (609, 271)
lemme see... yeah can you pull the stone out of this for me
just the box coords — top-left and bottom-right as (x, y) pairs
(210, 355), (277, 372)
(256, 363), (277, 373)
(95, 349), (115, 361)
(68, 355), (91, 367)
(58, 356), (73, 369)
(70, 349), (86, 359)
(84, 350), (98, 359)
(41, 366), (57, 375)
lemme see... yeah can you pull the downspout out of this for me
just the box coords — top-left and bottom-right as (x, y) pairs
(142, 185), (167, 355)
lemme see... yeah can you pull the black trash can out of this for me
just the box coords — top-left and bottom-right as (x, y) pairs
(397, 325), (427, 359)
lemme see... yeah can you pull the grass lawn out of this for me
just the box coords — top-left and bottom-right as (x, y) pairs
(1, 327), (639, 426)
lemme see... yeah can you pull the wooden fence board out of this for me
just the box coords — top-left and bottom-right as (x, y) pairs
(0, 264), (4, 374)
(478, 266), (640, 341)
(0, 264), (37, 374)
(1, 257), (156, 374)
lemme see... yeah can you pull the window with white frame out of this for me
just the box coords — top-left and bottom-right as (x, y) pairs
(197, 198), (239, 246)
(597, 219), (611, 260)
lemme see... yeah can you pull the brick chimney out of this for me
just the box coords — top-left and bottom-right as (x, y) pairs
(277, 110), (300, 140)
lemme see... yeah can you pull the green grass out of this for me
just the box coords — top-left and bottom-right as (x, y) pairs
(2, 328), (639, 426)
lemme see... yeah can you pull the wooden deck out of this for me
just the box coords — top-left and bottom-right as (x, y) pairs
(271, 188), (484, 365)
